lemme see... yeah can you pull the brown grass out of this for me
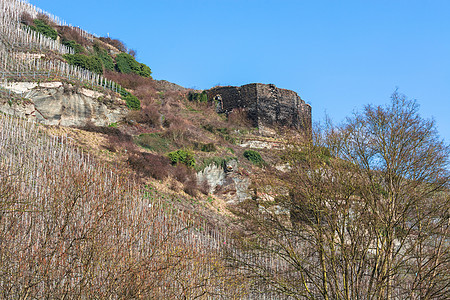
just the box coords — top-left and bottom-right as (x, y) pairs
(98, 37), (127, 52)
(104, 70), (155, 90)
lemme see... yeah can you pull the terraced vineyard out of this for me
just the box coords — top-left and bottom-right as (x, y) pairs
(0, 0), (120, 96)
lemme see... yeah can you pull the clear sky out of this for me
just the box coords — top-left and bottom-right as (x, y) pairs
(30, 0), (450, 143)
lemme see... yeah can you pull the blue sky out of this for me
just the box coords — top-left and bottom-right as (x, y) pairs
(31, 0), (450, 142)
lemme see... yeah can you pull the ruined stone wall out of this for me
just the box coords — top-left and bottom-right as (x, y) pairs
(207, 83), (311, 133)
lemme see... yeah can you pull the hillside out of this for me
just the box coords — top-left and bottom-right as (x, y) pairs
(0, 0), (308, 298)
(0, 1), (448, 299)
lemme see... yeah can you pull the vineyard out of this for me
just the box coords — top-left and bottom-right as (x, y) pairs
(0, 113), (243, 298)
(0, 0), (120, 97)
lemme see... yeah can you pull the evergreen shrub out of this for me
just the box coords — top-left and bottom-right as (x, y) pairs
(168, 149), (196, 168)
(29, 19), (57, 40)
(243, 149), (264, 166)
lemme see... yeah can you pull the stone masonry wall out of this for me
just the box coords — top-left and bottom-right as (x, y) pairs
(207, 83), (311, 133)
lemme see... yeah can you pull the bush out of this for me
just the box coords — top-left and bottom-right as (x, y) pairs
(168, 149), (196, 168)
(121, 91), (141, 110)
(183, 176), (198, 197)
(29, 19), (58, 40)
(139, 63), (152, 78)
(63, 54), (103, 74)
(188, 91), (208, 103)
(62, 39), (85, 53)
(104, 70), (155, 90)
(127, 152), (170, 180)
(124, 94), (141, 110)
(243, 149), (264, 166)
(20, 12), (34, 26)
(94, 45), (115, 70)
(115, 53), (152, 78)
(126, 106), (160, 127)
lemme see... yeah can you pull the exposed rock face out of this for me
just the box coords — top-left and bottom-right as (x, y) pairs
(196, 159), (250, 203)
(0, 82), (127, 126)
(207, 83), (311, 135)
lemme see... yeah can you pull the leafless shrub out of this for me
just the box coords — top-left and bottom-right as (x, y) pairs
(127, 151), (170, 180)
(57, 25), (87, 46)
(99, 37), (127, 52)
(183, 175), (199, 197)
(125, 105), (160, 127)
(104, 70), (154, 90)
(19, 12), (33, 26)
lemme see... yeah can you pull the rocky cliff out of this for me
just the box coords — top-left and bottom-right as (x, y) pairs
(0, 82), (127, 126)
(207, 83), (311, 135)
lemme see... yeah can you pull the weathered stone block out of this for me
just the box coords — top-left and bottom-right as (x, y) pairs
(207, 83), (311, 135)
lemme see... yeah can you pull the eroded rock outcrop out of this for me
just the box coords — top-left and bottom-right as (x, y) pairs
(0, 82), (127, 126)
(197, 159), (250, 203)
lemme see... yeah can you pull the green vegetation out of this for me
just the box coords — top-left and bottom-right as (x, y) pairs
(188, 91), (208, 103)
(243, 149), (264, 166)
(61, 39), (84, 53)
(94, 45), (115, 71)
(119, 89), (141, 110)
(98, 51), (115, 71)
(28, 19), (57, 40)
(63, 54), (103, 74)
(135, 133), (172, 153)
(115, 53), (152, 77)
(124, 93), (141, 110)
(168, 149), (196, 168)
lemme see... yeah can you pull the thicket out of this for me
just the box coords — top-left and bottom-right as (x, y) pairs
(120, 89), (141, 110)
(243, 149), (264, 166)
(94, 44), (115, 71)
(57, 25), (87, 46)
(26, 18), (58, 40)
(61, 39), (84, 54)
(168, 149), (196, 168)
(63, 53), (103, 74)
(188, 91), (208, 103)
(115, 53), (152, 77)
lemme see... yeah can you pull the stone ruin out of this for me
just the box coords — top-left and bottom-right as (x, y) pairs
(207, 83), (311, 135)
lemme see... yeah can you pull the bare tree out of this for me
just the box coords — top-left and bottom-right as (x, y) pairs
(229, 91), (450, 299)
